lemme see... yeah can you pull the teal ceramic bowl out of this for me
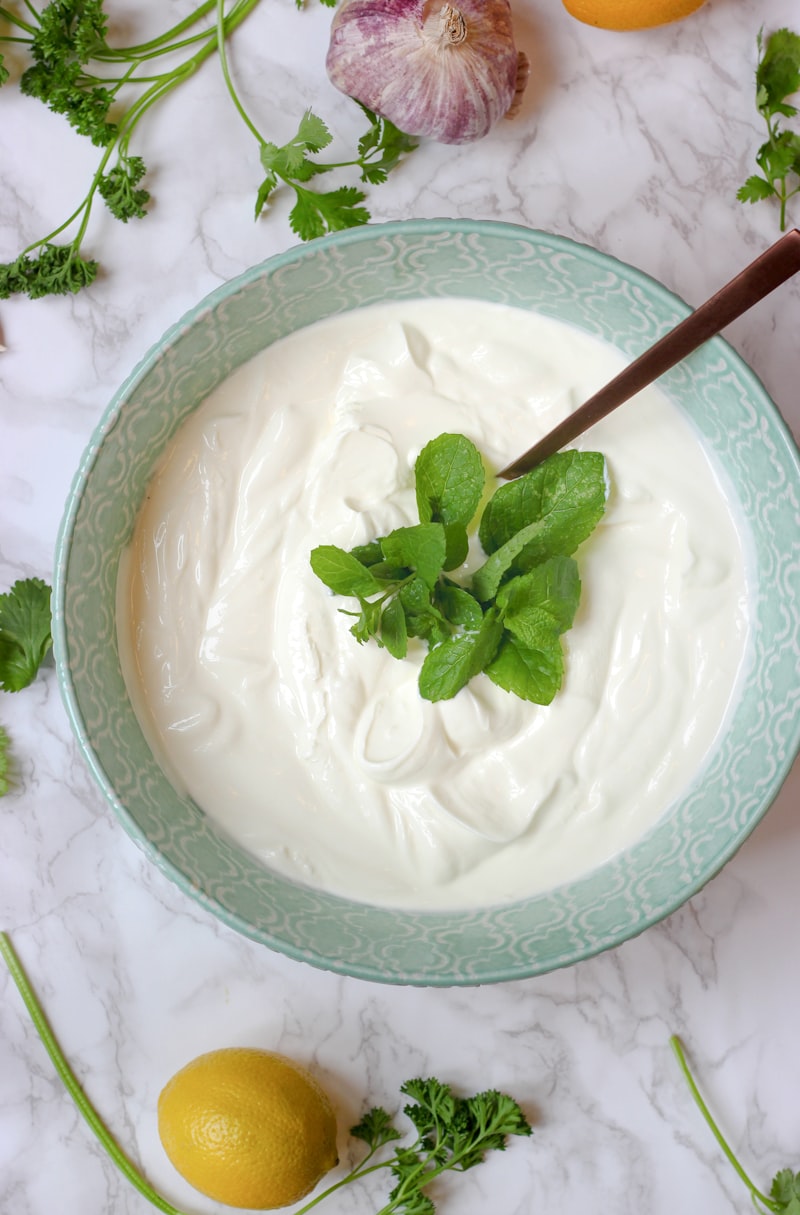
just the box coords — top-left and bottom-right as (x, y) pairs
(53, 220), (800, 986)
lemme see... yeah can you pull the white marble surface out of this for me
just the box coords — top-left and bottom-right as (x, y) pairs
(2, 0), (800, 1212)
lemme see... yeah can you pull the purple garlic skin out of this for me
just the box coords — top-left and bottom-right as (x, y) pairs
(326, 0), (526, 145)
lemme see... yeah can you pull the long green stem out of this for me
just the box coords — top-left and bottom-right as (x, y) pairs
(0, 3), (36, 34)
(215, 0), (264, 146)
(0, 931), (187, 1215)
(670, 1036), (778, 1212)
(294, 1154), (389, 1214)
(98, 0), (219, 58)
(77, 0), (262, 236)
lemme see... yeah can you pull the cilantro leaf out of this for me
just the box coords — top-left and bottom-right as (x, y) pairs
(354, 103), (419, 184)
(289, 185), (370, 241)
(772, 1169), (800, 1207)
(739, 27), (800, 229)
(757, 27), (800, 117)
(0, 578), (53, 692)
(296, 108), (333, 154)
(737, 174), (780, 203)
(0, 56), (9, 87)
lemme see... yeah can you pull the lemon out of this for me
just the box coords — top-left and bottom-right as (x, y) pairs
(157, 1047), (339, 1210)
(562, 0), (705, 30)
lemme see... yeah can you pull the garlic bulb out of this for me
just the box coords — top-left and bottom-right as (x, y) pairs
(326, 0), (529, 145)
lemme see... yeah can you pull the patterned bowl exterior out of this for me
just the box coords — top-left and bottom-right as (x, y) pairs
(52, 221), (800, 986)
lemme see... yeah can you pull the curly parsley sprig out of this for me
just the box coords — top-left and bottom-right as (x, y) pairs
(0, 0), (416, 298)
(738, 27), (800, 231)
(1, 928), (531, 1215)
(0, 0), (263, 297)
(294, 1078), (531, 1215)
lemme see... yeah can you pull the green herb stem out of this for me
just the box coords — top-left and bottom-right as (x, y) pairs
(670, 1036), (778, 1213)
(105, 0), (219, 59)
(293, 1155), (388, 1214)
(0, 931), (187, 1215)
(0, 4), (37, 34)
(215, 0), (263, 145)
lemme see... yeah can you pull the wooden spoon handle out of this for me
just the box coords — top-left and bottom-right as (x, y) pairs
(499, 229), (800, 480)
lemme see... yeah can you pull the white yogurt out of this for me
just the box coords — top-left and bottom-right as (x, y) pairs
(116, 300), (752, 909)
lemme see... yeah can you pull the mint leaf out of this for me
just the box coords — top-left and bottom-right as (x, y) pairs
(435, 583), (483, 630)
(381, 524), (447, 590)
(479, 450), (606, 559)
(497, 556), (581, 635)
(442, 522), (469, 571)
(399, 577), (432, 615)
(418, 609), (503, 702)
(350, 540), (385, 566)
(310, 546), (382, 597)
(380, 597), (408, 660)
(347, 596), (383, 645)
(310, 441), (606, 706)
(485, 633), (564, 705)
(470, 517), (548, 603)
(415, 433), (485, 528)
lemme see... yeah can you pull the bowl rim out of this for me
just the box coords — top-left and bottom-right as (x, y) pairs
(52, 218), (800, 985)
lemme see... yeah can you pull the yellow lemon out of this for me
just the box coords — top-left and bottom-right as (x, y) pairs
(157, 1048), (339, 1209)
(562, 0), (705, 30)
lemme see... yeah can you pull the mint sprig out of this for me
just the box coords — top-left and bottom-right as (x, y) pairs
(310, 434), (607, 705)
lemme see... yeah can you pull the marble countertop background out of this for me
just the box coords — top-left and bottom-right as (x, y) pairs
(1, 0), (799, 1212)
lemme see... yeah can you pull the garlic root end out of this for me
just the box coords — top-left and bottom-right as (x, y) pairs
(504, 51), (530, 120)
(438, 3), (468, 46)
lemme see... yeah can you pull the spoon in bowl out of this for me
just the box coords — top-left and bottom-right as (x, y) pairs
(499, 228), (800, 480)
